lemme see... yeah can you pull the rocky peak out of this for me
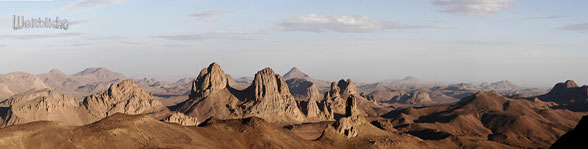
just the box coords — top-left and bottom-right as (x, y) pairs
(106, 79), (150, 99)
(536, 80), (588, 111)
(456, 90), (509, 112)
(285, 78), (315, 99)
(483, 80), (521, 90)
(244, 67), (306, 123)
(190, 63), (228, 98)
(551, 80), (579, 91)
(324, 79), (364, 115)
(304, 83), (334, 121)
(48, 68), (66, 75)
(336, 79), (358, 97)
(406, 90), (435, 105)
(307, 84), (320, 102)
(326, 82), (341, 98)
(250, 67), (291, 100)
(73, 67), (126, 82)
(564, 80), (579, 88)
(283, 67), (309, 80)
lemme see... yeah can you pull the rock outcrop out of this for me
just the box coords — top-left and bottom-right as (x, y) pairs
(0, 89), (85, 127)
(175, 63), (243, 121)
(389, 90), (437, 105)
(333, 95), (365, 137)
(176, 63), (317, 124)
(325, 79), (388, 116)
(82, 79), (168, 120)
(243, 68), (306, 123)
(304, 83), (333, 121)
(190, 63), (228, 98)
(164, 112), (199, 126)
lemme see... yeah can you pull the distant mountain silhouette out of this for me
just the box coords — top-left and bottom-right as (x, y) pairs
(536, 80), (588, 111)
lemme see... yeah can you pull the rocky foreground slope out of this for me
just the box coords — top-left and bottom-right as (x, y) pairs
(551, 115), (588, 148)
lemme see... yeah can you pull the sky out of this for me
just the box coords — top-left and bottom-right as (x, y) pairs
(0, 0), (587, 88)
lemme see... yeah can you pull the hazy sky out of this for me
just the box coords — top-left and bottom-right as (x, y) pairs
(0, 0), (587, 87)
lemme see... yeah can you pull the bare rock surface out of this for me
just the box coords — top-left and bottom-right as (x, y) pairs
(333, 95), (365, 137)
(174, 63), (243, 121)
(304, 83), (334, 121)
(176, 63), (313, 124)
(82, 79), (169, 120)
(325, 79), (391, 116)
(164, 112), (199, 126)
(243, 67), (306, 123)
(0, 89), (85, 127)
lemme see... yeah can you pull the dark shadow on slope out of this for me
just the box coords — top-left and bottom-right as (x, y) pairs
(407, 129), (452, 140)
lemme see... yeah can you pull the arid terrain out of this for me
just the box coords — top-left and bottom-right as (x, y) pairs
(0, 63), (585, 149)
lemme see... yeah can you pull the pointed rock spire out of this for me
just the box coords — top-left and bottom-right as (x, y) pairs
(190, 62), (228, 98)
(245, 67), (305, 123)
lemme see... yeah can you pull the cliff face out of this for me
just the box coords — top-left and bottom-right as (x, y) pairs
(243, 68), (306, 123)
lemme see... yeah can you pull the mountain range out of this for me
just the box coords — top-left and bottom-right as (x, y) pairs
(0, 62), (585, 148)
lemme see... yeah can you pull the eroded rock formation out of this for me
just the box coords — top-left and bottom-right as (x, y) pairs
(243, 68), (306, 123)
(83, 79), (168, 120)
(333, 95), (365, 138)
(164, 112), (199, 126)
(0, 89), (85, 127)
